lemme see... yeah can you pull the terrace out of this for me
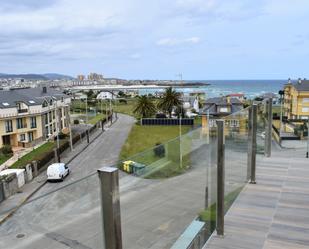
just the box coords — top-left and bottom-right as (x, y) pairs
(0, 98), (305, 249)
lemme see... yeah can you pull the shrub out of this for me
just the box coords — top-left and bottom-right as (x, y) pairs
(54, 132), (67, 140)
(153, 143), (165, 158)
(155, 113), (167, 118)
(74, 119), (80, 125)
(119, 99), (127, 104)
(1, 145), (13, 155)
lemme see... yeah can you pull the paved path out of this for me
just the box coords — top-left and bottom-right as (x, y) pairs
(204, 147), (309, 249)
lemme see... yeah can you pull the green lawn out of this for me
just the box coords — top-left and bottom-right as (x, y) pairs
(120, 124), (191, 160)
(0, 154), (12, 165)
(88, 114), (106, 125)
(113, 99), (139, 117)
(11, 142), (55, 169)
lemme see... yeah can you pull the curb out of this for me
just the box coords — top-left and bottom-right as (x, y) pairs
(0, 180), (47, 225)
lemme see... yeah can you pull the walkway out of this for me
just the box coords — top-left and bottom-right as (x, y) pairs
(204, 146), (309, 249)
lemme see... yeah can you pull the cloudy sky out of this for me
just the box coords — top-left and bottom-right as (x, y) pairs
(0, 0), (308, 79)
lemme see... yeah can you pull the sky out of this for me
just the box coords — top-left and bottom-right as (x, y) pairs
(0, 0), (308, 80)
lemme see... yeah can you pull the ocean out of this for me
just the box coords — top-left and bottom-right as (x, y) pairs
(140, 80), (286, 99)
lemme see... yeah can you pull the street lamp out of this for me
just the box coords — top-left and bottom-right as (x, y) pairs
(306, 121), (309, 158)
(52, 96), (60, 149)
(278, 90), (285, 136)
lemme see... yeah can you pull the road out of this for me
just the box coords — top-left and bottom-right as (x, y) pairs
(0, 117), (259, 249)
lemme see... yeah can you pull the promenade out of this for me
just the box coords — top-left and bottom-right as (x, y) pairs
(204, 145), (309, 249)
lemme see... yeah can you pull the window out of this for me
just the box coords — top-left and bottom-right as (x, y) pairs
(219, 107), (228, 113)
(28, 132), (34, 142)
(44, 113), (48, 125)
(303, 98), (309, 103)
(230, 120), (239, 127)
(49, 111), (52, 122)
(302, 107), (309, 113)
(20, 134), (26, 141)
(16, 118), (25, 129)
(30, 117), (37, 128)
(42, 101), (48, 108)
(5, 120), (13, 133)
(45, 126), (49, 138)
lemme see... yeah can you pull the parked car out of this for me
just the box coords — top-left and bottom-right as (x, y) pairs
(47, 163), (70, 181)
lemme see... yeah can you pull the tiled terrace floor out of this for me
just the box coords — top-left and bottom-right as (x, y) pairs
(204, 147), (309, 249)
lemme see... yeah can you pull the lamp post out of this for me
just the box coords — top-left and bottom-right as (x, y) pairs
(52, 97), (60, 150)
(278, 90), (285, 136)
(306, 121), (309, 158)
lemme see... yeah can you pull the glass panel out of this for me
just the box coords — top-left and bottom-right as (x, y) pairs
(223, 107), (249, 213)
(0, 174), (103, 249)
(120, 126), (211, 248)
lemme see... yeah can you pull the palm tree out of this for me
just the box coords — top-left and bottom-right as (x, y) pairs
(133, 95), (156, 118)
(158, 87), (182, 117)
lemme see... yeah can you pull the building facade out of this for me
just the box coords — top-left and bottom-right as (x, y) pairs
(0, 87), (71, 148)
(284, 79), (309, 119)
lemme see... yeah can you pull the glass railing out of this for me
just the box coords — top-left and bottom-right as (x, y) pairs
(0, 173), (103, 249)
(0, 104), (266, 249)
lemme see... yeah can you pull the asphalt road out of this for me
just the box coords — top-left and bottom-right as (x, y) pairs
(0, 117), (257, 249)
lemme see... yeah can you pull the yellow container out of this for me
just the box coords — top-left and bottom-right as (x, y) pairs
(123, 160), (134, 173)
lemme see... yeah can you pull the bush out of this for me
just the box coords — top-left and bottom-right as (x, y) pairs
(119, 99), (127, 104)
(155, 113), (167, 118)
(74, 119), (80, 125)
(1, 145), (13, 155)
(153, 143), (165, 158)
(54, 132), (67, 140)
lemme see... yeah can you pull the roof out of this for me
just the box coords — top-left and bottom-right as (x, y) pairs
(0, 87), (69, 109)
(199, 97), (243, 115)
(205, 97), (242, 105)
(293, 80), (309, 91)
(227, 93), (244, 97)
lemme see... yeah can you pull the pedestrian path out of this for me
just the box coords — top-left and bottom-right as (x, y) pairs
(203, 149), (309, 249)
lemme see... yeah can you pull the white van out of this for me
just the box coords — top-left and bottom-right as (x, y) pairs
(47, 163), (70, 181)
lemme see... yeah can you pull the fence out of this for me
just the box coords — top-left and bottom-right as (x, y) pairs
(141, 118), (194, 126)
(0, 101), (272, 249)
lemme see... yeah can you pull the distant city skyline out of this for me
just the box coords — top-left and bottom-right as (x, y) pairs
(0, 0), (308, 80)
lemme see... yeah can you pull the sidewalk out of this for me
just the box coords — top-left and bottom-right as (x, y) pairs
(0, 118), (117, 224)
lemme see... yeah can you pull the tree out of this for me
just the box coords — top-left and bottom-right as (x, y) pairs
(157, 87), (182, 117)
(133, 95), (156, 118)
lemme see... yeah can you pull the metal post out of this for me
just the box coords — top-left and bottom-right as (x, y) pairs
(250, 104), (257, 184)
(247, 106), (252, 181)
(265, 98), (272, 157)
(54, 148), (60, 163)
(110, 99), (112, 126)
(66, 107), (73, 151)
(205, 186), (209, 209)
(86, 129), (89, 144)
(101, 120), (105, 131)
(98, 167), (123, 249)
(306, 119), (309, 158)
(216, 120), (225, 236)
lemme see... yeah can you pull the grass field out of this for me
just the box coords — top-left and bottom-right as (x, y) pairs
(11, 142), (55, 169)
(0, 154), (12, 165)
(120, 124), (192, 161)
(88, 114), (106, 125)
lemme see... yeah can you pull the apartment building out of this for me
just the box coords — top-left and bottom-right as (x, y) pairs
(0, 87), (71, 148)
(284, 79), (309, 119)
